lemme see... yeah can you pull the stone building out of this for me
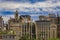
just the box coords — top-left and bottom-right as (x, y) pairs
(0, 27), (16, 40)
(48, 13), (60, 39)
(8, 10), (22, 40)
(56, 14), (60, 38)
(0, 16), (4, 27)
(8, 10), (36, 40)
(0, 34), (16, 40)
(20, 15), (36, 39)
(0, 16), (4, 31)
(35, 15), (57, 40)
(48, 13), (56, 24)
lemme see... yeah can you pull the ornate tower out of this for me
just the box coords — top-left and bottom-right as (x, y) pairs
(15, 10), (19, 20)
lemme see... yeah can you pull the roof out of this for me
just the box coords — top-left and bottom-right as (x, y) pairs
(36, 20), (50, 22)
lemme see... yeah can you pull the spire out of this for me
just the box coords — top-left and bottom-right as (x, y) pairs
(15, 10), (19, 20)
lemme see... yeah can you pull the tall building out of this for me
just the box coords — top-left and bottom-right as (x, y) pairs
(8, 11), (36, 40)
(35, 15), (57, 40)
(8, 10), (22, 40)
(20, 15), (36, 39)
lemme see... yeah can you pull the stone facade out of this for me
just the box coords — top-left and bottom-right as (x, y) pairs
(0, 16), (4, 31)
(8, 10), (22, 40)
(56, 14), (60, 38)
(0, 11), (59, 40)
(8, 10), (36, 40)
(0, 34), (16, 40)
(35, 15), (57, 40)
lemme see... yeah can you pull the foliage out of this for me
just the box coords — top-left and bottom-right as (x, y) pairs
(0, 31), (7, 34)
(37, 37), (41, 40)
(0, 29), (15, 35)
(48, 38), (60, 40)
(19, 34), (30, 40)
(31, 37), (36, 40)
(19, 34), (36, 40)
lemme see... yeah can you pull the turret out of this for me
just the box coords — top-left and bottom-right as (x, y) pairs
(14, 10), (19, 20)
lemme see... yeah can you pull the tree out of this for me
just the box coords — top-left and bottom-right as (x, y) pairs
(19, 34), (30, 40)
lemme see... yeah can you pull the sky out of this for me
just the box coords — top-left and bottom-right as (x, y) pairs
(0, 0), (60, 23)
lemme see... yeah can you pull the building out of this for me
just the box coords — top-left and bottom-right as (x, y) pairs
(20, 15), (36, 39)
(0, 30), (16, 40)
(0, 16), (4, 27)
(8, 10), (22, 40)
(48, 13), (60, 39)
(56, 14), (60, 38)
(0, 34), (16, 40)
(8, 10), (36, 40)
(35, 15), (57, 40)
(0, 16), (4, 31)
(48, 13), (56, 18)
(0, 10), (58, 40)
(48, 13), (56, 24)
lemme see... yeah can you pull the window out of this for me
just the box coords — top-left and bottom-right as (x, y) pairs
(0, 36), (2, 39)
(13, 36), (15, 39)
(10, 36), (11, 38)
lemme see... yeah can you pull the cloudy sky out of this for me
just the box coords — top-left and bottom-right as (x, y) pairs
(0, 0), (60, 23)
